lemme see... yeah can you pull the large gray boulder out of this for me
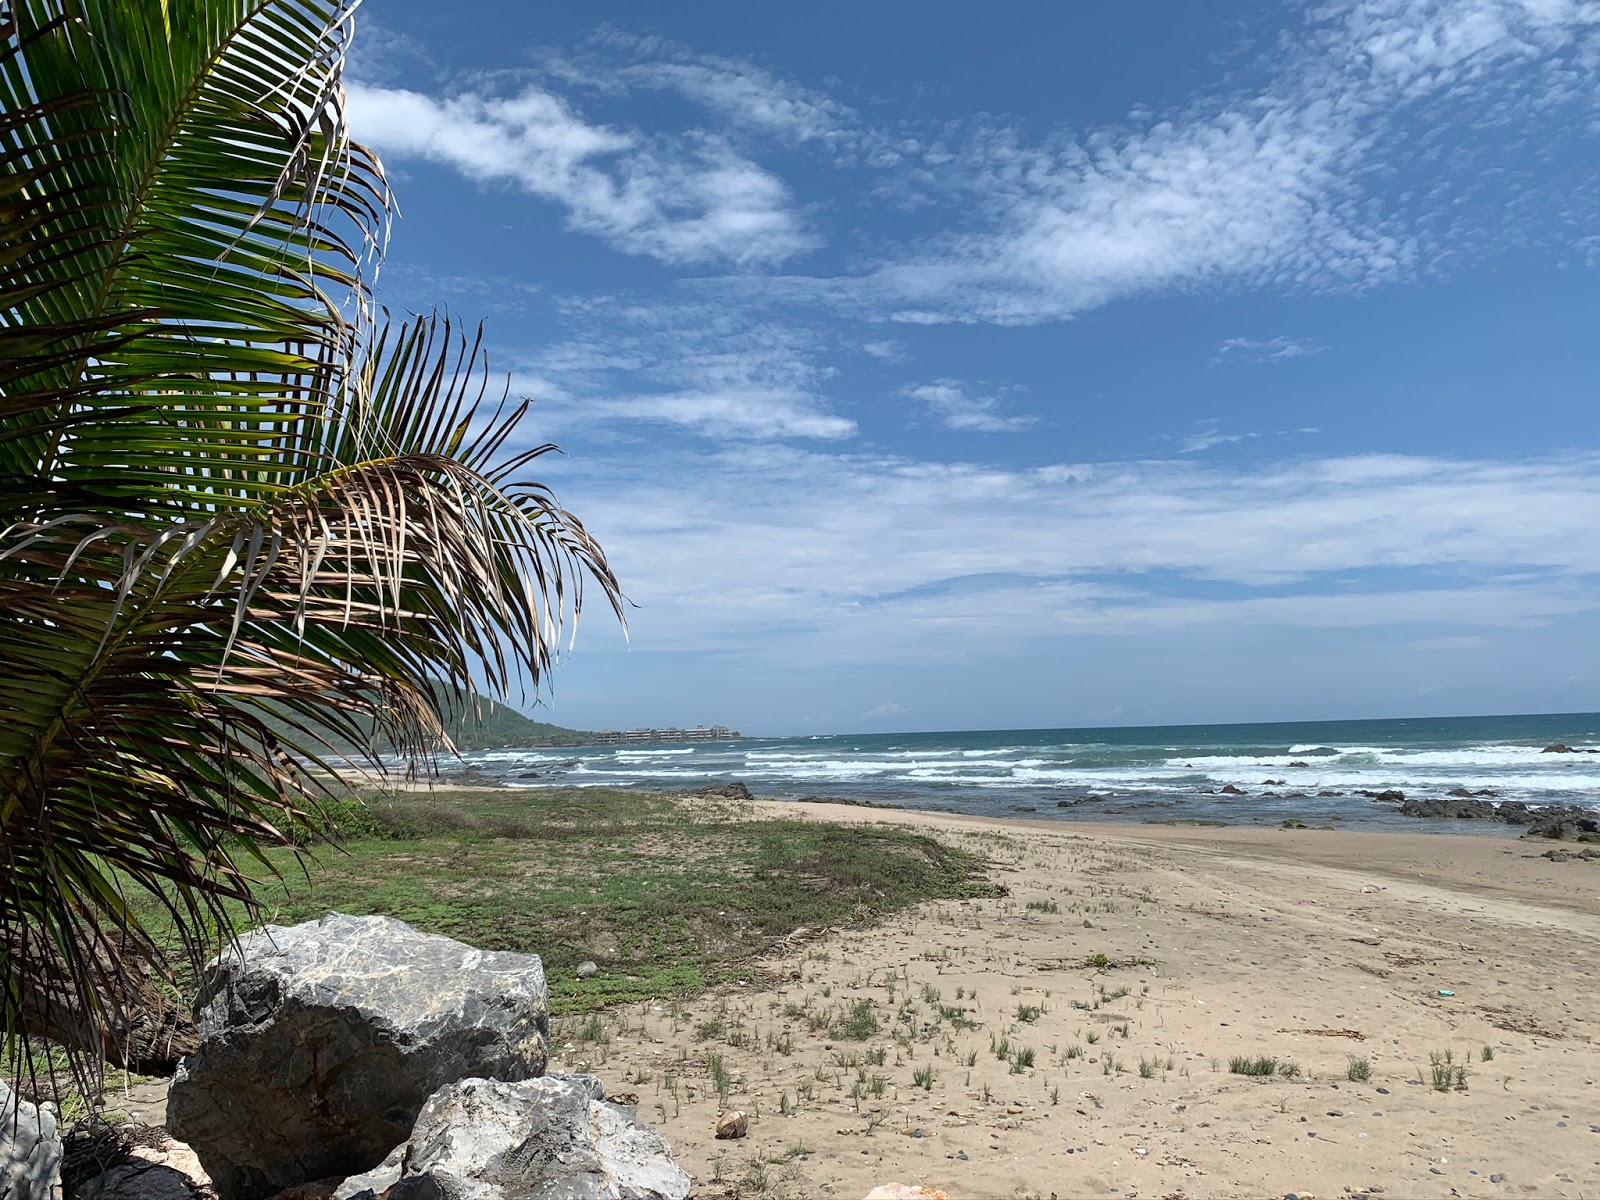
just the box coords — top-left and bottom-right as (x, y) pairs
(168, 913), (548, 1200)
(1, 1079), (61, 1200)
(333, 1075), (690, 1200)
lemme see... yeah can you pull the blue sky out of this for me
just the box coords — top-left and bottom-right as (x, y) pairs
(345, 0), (1600, 735)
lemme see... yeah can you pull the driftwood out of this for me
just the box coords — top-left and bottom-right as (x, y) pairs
(4, 923), (198, 1077)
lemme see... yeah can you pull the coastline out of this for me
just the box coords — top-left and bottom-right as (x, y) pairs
(546, 796), (1600, 1198)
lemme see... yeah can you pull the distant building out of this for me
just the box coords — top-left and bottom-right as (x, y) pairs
(588, 725), (740, 744)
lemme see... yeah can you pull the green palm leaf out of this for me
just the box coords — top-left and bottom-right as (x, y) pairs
(1, 0), (622, 1085)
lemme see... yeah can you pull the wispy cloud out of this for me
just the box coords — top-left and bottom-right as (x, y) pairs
(511, 300), (855, 441)
(347, 82), (817, 266)
(542, 445), (1600, 661)
(1177, 424), (1257, 453)
(865, 701), (907, 718)
(1212, 336), (1328, 365)
(757, 0), (1600, 324)
(564, 29), (868, 156)
(903, 380), (1035, 432)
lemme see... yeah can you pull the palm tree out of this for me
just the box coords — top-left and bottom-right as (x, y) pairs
(0, 0), (621, 1083)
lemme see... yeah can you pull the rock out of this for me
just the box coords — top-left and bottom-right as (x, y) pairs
(1288, 760), (1310, 768)
(168, 913), (549, 1200)
(78, 1161), (202, 1200)
(714, 1110), (749, 1140)
(1317, 790), (1343, 797)
(575, 961), (599, 980)
(1541, 743), (1575, 753)
(1261, 779), (1286, 786)
(1220, 784), (1246, 795)
(1399, 797), (1496, 820)
(1496, 802), (1530, 824)
(1372, 790), (1405, 803)
(863, 1188), (951, 1200)
(1520, 806), (1600, 842)
(684, 782), (752, 800)
(1, 1079), (61, 1200)
(332, 1075), (689, 1200)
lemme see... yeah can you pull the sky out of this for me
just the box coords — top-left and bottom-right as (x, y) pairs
(344, 0), (1600, 735)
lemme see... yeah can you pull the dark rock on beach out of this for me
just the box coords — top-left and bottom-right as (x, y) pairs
(1220, 784), (1246, 795)
(1521, 806), (1600, 842)
(1542, 847), (1600, 862)
(684, 782), (753, 800)
(790, 794), (903, 809)
(1400, 797), (1497, 819)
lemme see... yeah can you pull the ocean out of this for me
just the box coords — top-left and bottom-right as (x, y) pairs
(448, 711), (1600, 830)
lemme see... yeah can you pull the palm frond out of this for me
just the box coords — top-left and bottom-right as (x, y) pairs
(1, 0), (622, 1089)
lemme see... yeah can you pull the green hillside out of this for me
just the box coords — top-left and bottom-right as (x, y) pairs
(263, 688), (593, 754)
(437, 697), (591, 750)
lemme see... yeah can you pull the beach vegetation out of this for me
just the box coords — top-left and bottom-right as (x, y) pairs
(1480, 1045), (1495, 1062)
(1015, 1002), (1046, 1023)
(1428, 1049), (1469, 1092)
(1229, 1054), (1281, 1077)
(1347, 1055), (1373, 1081)
(1026, 899), (1060, 913)
(0, 0), (628, 1087)
(836, 999), (882, 1041)
(912, 1062), (935, 1090)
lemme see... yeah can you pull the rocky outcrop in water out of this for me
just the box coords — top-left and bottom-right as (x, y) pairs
(332, 1075), (690, 1200)
(1391, 798), (1599, 840)
(1400, 797), (1498, 819)
(168, 914), (550, 1200)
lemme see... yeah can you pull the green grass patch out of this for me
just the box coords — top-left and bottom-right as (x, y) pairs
(1229, 1054), (1280, 1077)
(131, 787), (998, 1016)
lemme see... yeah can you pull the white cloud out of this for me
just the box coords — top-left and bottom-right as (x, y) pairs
(511, 300), (855, 441)
(865, 702), (907, 718)
(541, 445), (1600, 663)
(347, 82), (817, 266)
(556, 388), (855, 440)
(862, 340), (906, 362)
(588, 34), (862, 149)
(1177, 426), (1256, 453)
(1212, 336), (1329, 364)
(903, 380), (1034, 432)
(756, 0), (1600, 324)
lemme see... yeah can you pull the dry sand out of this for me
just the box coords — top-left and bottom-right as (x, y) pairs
(101, 801), (1600, 1199)
(544, 803), (1600, 1199)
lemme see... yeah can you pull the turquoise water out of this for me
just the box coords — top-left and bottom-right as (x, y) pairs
(459, 711), (1600, 829)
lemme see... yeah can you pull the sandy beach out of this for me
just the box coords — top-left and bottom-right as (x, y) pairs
(533, 803), (1600, 1199)
(102, 799), (1600, 1199)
